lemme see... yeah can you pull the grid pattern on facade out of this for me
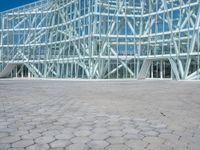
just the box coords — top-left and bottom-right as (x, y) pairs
(0, 0), (200, 80)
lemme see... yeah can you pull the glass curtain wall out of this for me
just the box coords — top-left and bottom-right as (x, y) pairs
(0, 0), (200, 80)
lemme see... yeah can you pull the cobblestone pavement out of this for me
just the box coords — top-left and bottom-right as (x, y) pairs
(0, 79), (200, 150)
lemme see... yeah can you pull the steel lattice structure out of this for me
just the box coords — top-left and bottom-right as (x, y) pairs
(0, 0), (200, 80)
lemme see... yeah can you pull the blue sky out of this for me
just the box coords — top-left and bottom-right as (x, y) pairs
(0, 0), (38, 12)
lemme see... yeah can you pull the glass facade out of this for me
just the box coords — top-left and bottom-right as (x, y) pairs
(0, 0), (200, 80)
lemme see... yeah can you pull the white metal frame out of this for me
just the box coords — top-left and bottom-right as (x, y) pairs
(0, 0), (200, 80)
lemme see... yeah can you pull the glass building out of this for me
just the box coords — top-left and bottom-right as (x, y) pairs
(0, 0), (200, 80)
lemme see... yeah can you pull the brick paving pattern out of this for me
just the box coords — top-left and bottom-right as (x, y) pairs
(0, 79), (200, 150)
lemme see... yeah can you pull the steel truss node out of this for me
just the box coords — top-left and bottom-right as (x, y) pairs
(0, 0), (200, 80)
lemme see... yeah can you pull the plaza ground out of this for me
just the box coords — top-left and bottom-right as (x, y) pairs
(0, 79), (200, 150)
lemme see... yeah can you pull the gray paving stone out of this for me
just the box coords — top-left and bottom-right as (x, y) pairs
(81, 121), (95, 126)
(107, 126), (123, 131)
(30, 128), (47, 134)
(7, 148), (24, 150)
(55, 133), (74, 140)
(132, 118), (147, 122)
(135, 122), (150, 127)
(108, 131), (125, 137)
(139, 127), (154, 132)
(0, 143), (10, 150)
(143, 136), (165, 144)
(35, 136), (55, 144)
(66, 143), (89, 150)
(74, 130), (92, 137)
(106, 137), (125, 144)
(88, 140), (109, 149)
(66, 123), (79, 128)
(0, 80), (199, 150)
(77, 126), (93, 130)
(60, 128), (74, 134)
(0, 136), (20, 144)
(159, 133), (180, 144)
(122, 128), (140, 134)
(94, 123), (107, 128)
(11, 130), (29, 136)
(124, 133), (144, 140)
(49, 148), (65, 150)
(92, 128), (108, 133)
(12, 140), (34, 148)
(89, 133), (109, 140)
(141, 131), (159, 137)
(187, 143), (200, 150)
(70, 136), (91, 144)
(18, 125), (35, 131)
(106, 144), (131, 150)
(0, 133), (9, 138)
(0, 128), (17, 133)
(50, 140), (71, 148)
(42, 130), (61, 136)
(156, 128), (173, 134)
(125, 140), (149, 149)
(22, 133), (41, 140)
(89, 149), (104, 150)
(150, 124), (167, 129)
(48, 126), (64, 130)
(26, 144), (49, 150)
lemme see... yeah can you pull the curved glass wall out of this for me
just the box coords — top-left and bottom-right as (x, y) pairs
(0, 0), (200, 80)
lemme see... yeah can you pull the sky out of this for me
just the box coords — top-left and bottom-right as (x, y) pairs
(0, 0), (38, 12)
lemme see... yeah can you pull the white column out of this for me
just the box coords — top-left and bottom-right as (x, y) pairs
(28, 70), (30, 78)
(151, 62), (153, 78)
(160, 60), (163, 79)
